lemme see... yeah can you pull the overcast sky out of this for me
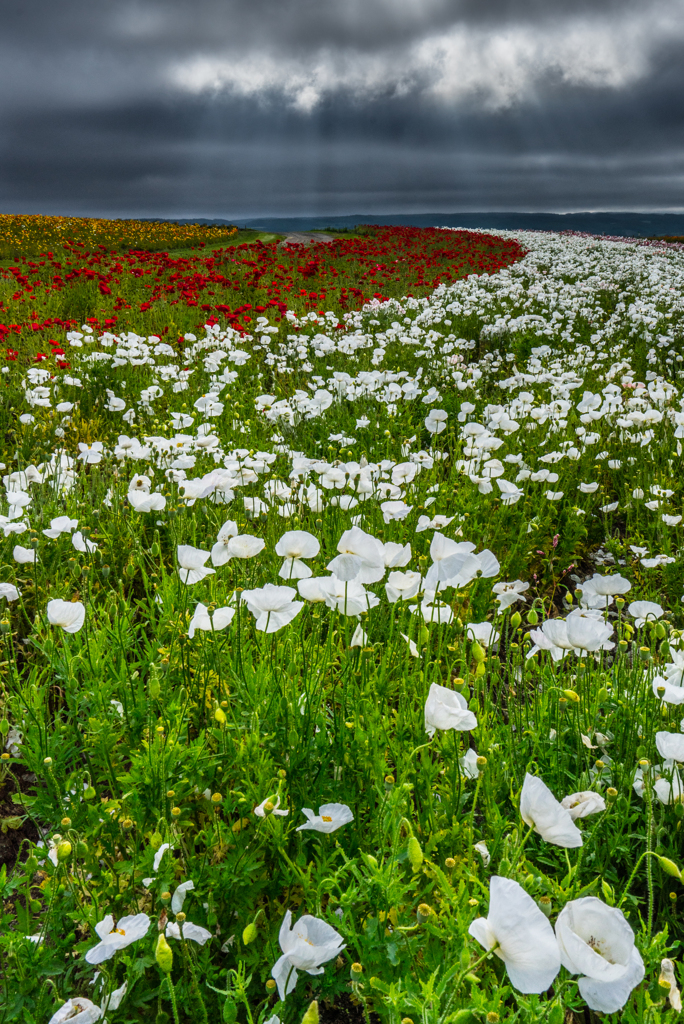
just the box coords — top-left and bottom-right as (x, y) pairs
(2, 0), (683, 219)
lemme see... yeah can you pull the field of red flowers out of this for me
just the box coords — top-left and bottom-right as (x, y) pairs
(0, 223), (525, 356)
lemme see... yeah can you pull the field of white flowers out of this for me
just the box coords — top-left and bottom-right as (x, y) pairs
(3, 227), (684, 1023)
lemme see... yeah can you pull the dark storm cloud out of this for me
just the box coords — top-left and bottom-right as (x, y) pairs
(1, 0), (683, 216)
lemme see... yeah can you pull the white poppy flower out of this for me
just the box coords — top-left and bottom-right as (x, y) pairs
(296, 803), (354, 833)
(275, 530), (320, 579)
(350, 623), (367, 647)
(166, 920), (212, 945)
(628, 600), (663, 627)
(655, 731), (684, 762)
(496, 478), (524, 504)
(0, 583), (20, 602)
(176, 545), (215, 585)
(466, 622), (500, 647)
(565, 609), (614, 652)
(589, 573), (631, 596)
(561, 791), (606, 820)
(469, 876), (561, 993)
(473, 841), (490, 866)
(381, 500), (413, 523)
(335, 526), (385, 583)
(520, 774), (582, 848)
(72, 531), (98, 553)
(153, 843), (172, 872)
(317, 576), (380, 616)
(47, 599), (85, 634)
(254, 794), (289, 817)
(327, 553), (363, 581)
(461, 747), (480, 778)
(400, 632), (420, 657)
(171, 880), (195, 914)
(424, 683), (477, 737)
(48, 998), (103, 1024)
(492, 579), (529, 610)
(188, 603), (235, 639)
(425, 409), (448, 434)
(209, 520), (239, 565)
(382, 541), (411, 567)
(13, 545), (36, 564)
(271, 910), (345, 1000)
(128, 490), (166, 512)
(221, 534), (265, 565)
(555, 897), (644, 1013)
(85, 913), (150, 964)
(385, 570), (422, 603)
(240, 584), (303, 633)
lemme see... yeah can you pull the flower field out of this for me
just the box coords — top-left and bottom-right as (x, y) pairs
(1, 222), (684, 1023)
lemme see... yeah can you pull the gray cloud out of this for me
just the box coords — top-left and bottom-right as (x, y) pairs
(1, 0), (683, 217)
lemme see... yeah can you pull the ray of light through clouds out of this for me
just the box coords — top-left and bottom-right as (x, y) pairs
(1, 0), (684, 216)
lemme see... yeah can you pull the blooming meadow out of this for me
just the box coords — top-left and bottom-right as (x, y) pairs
(1, 223), (684, 1023)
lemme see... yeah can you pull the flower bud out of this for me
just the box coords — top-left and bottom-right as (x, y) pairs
(150, 831), (163, 850)
(155, 933), (173, 974)
(597, 687), (609, 703)
(471, 641), (486, 664)
(301, 1001), (319, 1024)
(215, 707), (227, 725)
(150, 541), (160, 557)
(149, 677), (161, 699)
(563, 689), (580, 703)
(527, 608), (539, 625)
(25, 854), (38, 873)
(657, 855), (682, 880)
(655, 621), (667, 640)
(56, 840), (72, 862)
(84, 785), (96, 800)
(242, 922), (258, 945)
(407, 836), (423, 873)
(510, 611), (521, 629)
